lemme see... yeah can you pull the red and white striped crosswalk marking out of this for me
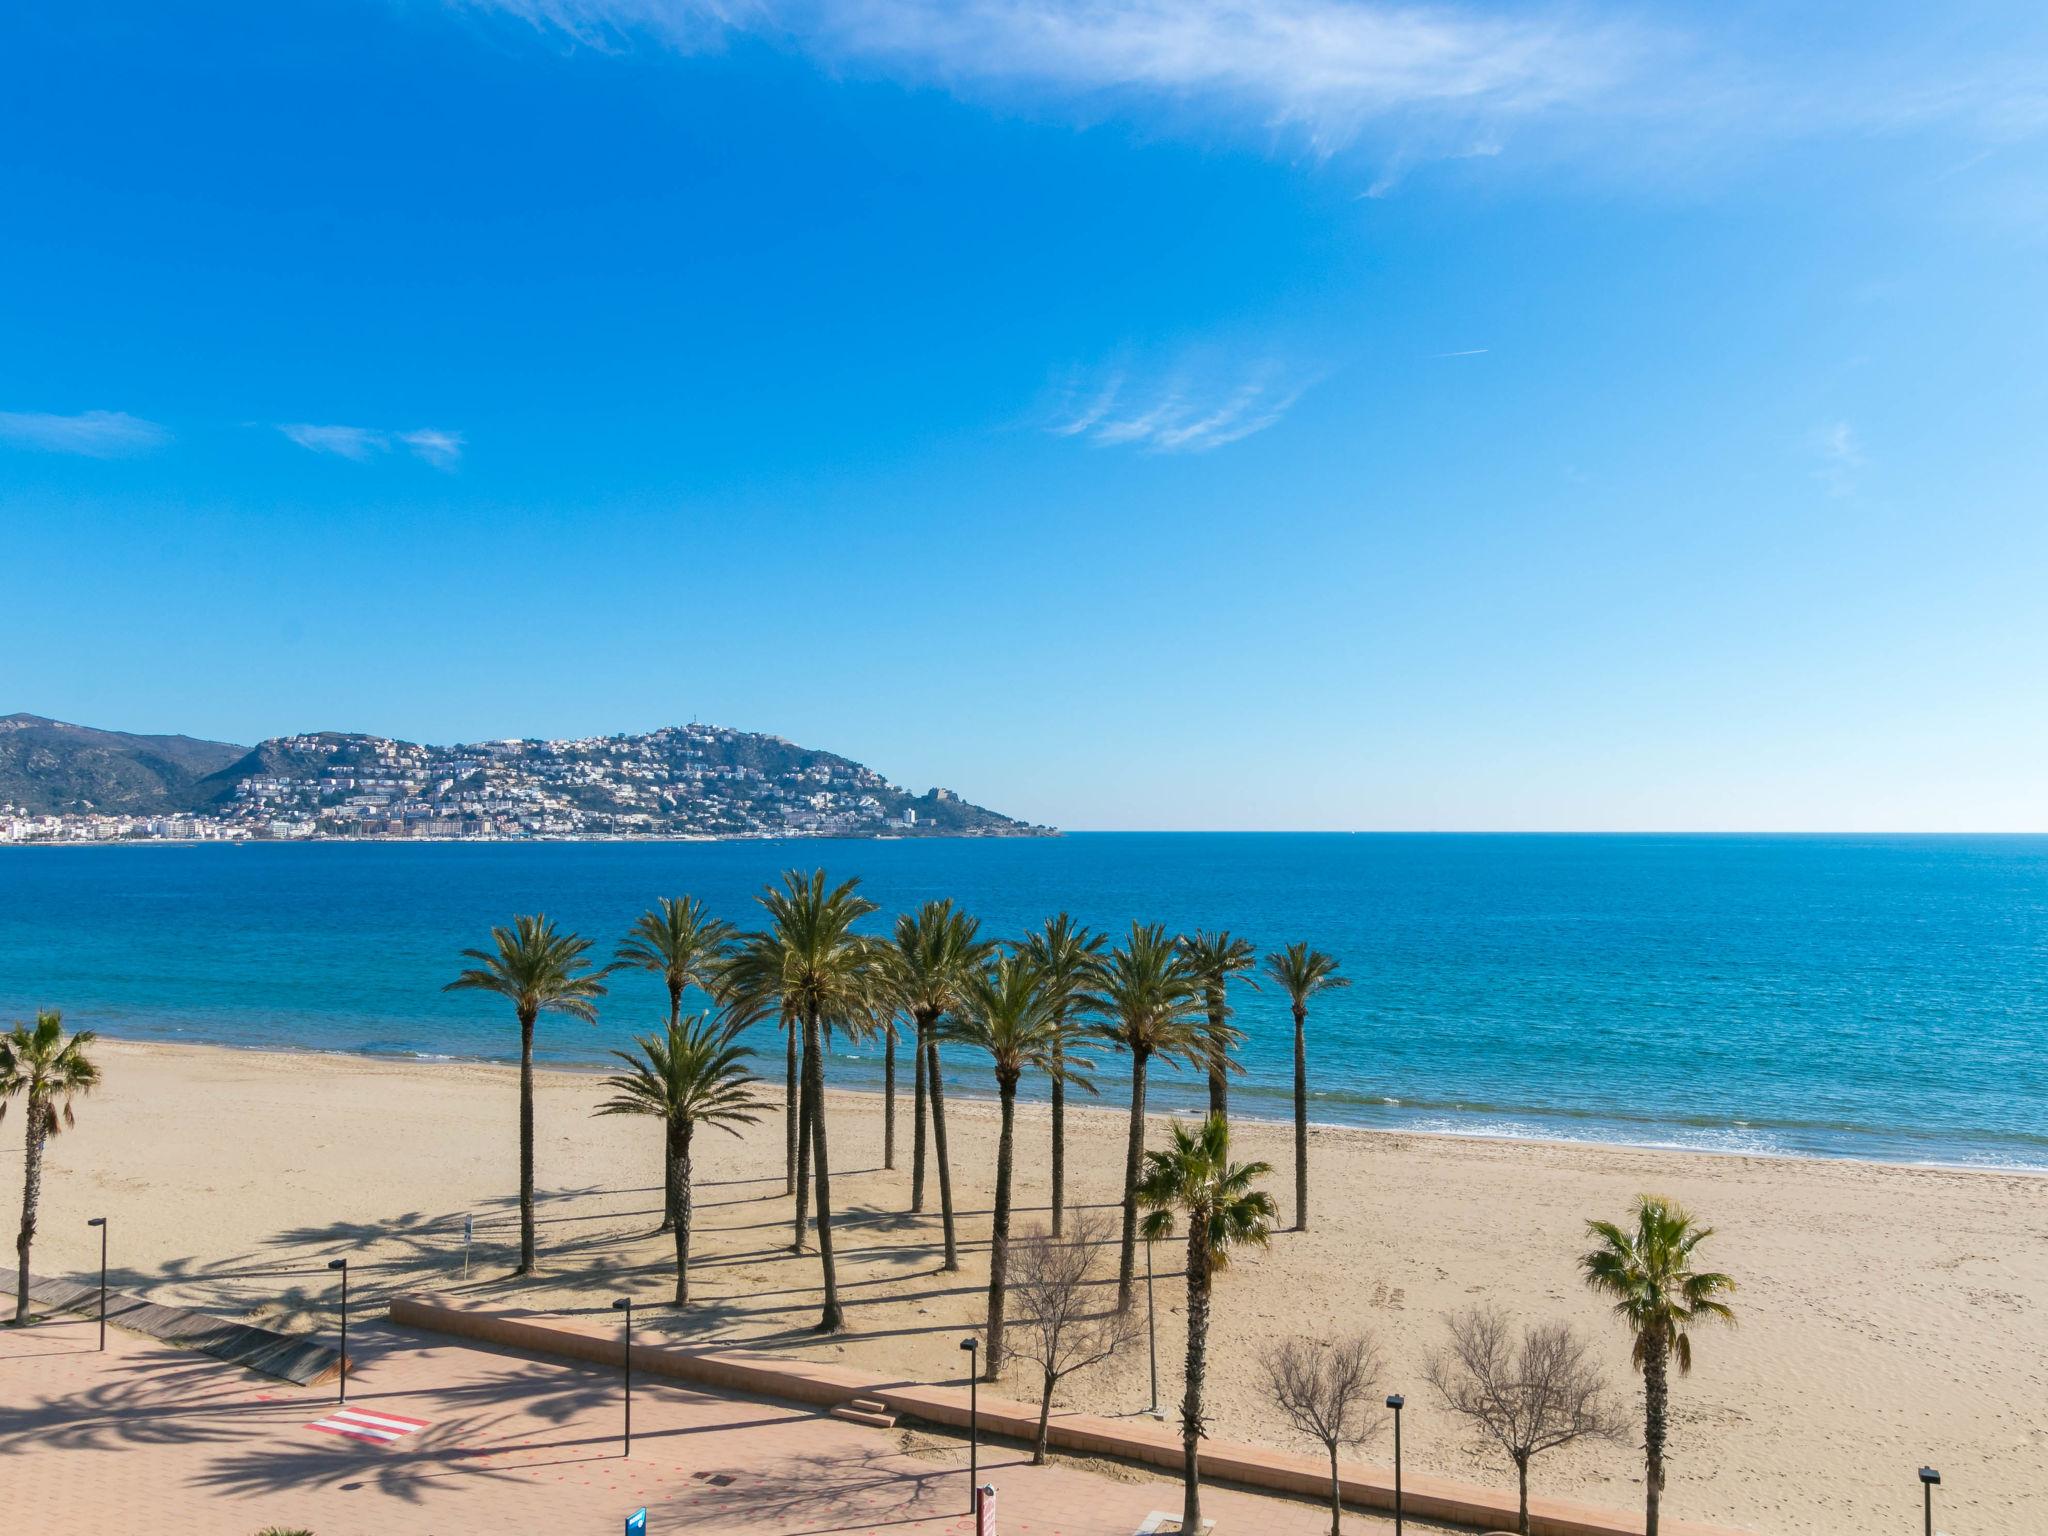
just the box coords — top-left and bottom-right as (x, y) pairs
(306, 1407), (429, 1445)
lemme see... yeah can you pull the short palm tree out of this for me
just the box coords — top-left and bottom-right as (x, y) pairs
(1096, 923), (1205, 1310)
(1178, 930), (1256, 1121)
(941, 953), (1092, 1379)
(1580, 1196), (1738, 1536)
(1022, 914), (1104, 1236)
(723, 870), (888, 1332)
(1138, 1115), (1276, 1535)
(890, 899), (990, 1271)
(595, 1014), (761, 1306)
(2, 1010), (101, 1326)
(445, 915), (608, 1274)
(613, 897), (735, 1231)
(1263, 943), (1348, 1231)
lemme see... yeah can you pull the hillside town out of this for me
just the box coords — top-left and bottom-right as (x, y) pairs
(0, 723), (1043, 843)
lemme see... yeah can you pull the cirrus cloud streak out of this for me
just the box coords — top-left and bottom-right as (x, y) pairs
(0, 409), (171, 457)
(279, 422), (466, 468)
(1047, 357), (1318, 452)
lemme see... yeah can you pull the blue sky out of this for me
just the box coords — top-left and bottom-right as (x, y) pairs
(5, 1), (2047, 830)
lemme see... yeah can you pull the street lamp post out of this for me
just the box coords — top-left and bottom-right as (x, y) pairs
(613, 1298), (635, 1457)
(85, 1217), (107, 1351)
(1919, 1466), (1940, 1536)
(961, 1337), (980, 1513)
(1386, 1393), (1406, 1536)
(326, 1259), (349, 1405)
(1144, 1236), (1159, 1418)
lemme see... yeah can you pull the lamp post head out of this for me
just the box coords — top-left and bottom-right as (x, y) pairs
(1919, 1467), (1940, 1487)
(327, 1258), (346, 1272)
(613, 1298), (633, 1313)
(87, 1217), (106, 1228)
(1386, 1393), (1405, 1411)
(960, 1337), (978, 1354)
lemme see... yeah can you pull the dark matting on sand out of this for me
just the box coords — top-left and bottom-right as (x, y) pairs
(2, 1272), (342, 1385)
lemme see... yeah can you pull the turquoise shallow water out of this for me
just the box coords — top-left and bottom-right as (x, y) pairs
(2, 833), (2044, 1167)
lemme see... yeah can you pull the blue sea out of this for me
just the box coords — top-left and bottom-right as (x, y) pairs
(2, 834), (2044, 1169)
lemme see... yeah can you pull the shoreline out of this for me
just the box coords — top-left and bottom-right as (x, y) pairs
(0, 826), (1060, 849)
(89, 1033), (2048, 1180)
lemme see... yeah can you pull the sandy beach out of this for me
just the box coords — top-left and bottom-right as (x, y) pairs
(6, 1037), (2043, 1534)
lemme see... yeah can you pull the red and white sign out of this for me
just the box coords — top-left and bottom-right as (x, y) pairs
(975, 1483), (996, 1536)
(306, 1407), (429, 1445)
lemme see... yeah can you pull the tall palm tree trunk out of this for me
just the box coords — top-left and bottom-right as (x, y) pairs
(927, 1036), (959, 1271)
(12, 1092), (46, 1325)
(805, 1005), (844, 1331)
(1049, 1040), (1066, 1237)
(1292, 1004), (1309, 1231)
(883, 1022), (897, 1170)
(1643, 1332), (1669, 1536)
(793, 1026), (815, 1252)
(517, 1009), (538, 1274)
(670, 1121), (694, 1306)
(983, 1077), (1017, 1378)
(660, 985), (682, 1233)
(784, 1024), (799, 1197)
(1206, 987), (1229, 1122)
(1180, 1222), (1212, 1534)
(911, 1015), (929, 1211)
(1116, 1048), (1150, 1310)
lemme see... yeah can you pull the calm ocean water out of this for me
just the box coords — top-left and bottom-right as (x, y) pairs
(2, 834), (2044, 1168)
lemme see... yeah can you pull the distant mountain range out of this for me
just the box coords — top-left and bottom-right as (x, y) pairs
(0, 714), (1049, 841)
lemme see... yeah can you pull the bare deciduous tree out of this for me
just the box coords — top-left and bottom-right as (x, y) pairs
(1005, 1212), (1141, 1463)
(1424, 1306), (1627, 1536)
(1259, 1332), (1385, 1536)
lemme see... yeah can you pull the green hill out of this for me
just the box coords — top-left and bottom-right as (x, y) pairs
(0, 714), (248, 814)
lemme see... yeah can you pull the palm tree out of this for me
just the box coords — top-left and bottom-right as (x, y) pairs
(1138, 1115), (1276, 1535)
(2, 1011), (101, 1326)
(1262, 943), (1348, 1232)
(1023, 914), (1104, 1236)
(1580, 1196), (1738, 1536)
(594, 1014), (761, 1305)
(882, 1011), (900, 1172)
(613, 897), (735, 1231)
(445, 915), (608, 1273)
(890, 899), (990, 1271)
(1178, 930), (1256, 1121)
(941, 953), (1092, 1379)
(1096, 923), (1205, 1310)
(723, 870), (887, 1332)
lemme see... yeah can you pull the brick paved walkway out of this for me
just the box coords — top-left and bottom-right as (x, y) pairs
(0, 1313), (1406, 1535)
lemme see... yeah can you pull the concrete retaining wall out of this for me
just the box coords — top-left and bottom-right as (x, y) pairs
(389, 1294), (1753, 1536)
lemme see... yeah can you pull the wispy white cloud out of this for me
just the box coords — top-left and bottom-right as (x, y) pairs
(1431, 347), (1488, 357)
(460, 1), (2048, 186)
(280, 423), (464, 468)
(399, 428), (466, 469)
(280, 423), (389, 459)
(468, 0), (1655, 151)
(1047, 356), (1315, 452)
(1814, 420), (1863, 497)
(0, 409), (170, 457)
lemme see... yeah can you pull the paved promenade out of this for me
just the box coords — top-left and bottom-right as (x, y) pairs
(0, 1312), (1402, 1535)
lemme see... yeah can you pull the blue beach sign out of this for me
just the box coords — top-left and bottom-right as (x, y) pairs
(625, 1508), (647, 1535)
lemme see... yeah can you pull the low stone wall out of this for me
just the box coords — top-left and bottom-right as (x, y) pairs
(389, 1294), (1753, 1536)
